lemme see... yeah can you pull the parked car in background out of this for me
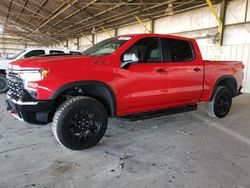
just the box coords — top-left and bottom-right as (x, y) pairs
(0, 48), (82, 92)
(68, 50), (82, 55)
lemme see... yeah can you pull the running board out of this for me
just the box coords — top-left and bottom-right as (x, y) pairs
(119, 104), (197, 121)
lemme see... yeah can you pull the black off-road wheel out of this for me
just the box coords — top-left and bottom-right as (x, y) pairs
(0, 74), (8, 93)
(52, 96), (108, 150)
(206, 86), (232, 118)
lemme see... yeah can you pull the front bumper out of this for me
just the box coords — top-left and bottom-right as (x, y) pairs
(5, 97), (54, 125)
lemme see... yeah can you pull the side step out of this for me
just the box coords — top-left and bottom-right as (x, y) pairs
(119, 104), (197, 121)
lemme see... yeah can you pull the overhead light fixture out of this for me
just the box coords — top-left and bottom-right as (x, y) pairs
(166, 3), (174, 16)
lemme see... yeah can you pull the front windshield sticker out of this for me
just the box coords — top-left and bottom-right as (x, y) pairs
(118, 37), (132, 41)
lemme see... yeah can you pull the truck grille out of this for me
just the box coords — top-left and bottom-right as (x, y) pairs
(7, 71), (24, 101)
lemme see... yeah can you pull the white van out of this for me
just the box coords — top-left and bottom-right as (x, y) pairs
(0, 48), (82, 92)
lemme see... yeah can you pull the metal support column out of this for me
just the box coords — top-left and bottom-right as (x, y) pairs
(219, 0), (228, 46)
(114, 28), (118, 36)
(206, 0), (225, 46)
(92, 34), (95, 45)
(245, 0), (249, 22)
(65, 39), (68, 48)
(76, 37), (80, 50)
(151, 19), (155, 33)
(24, 39), (27, 49)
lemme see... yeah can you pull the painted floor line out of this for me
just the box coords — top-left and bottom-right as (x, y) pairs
(193, 113), (250, 146)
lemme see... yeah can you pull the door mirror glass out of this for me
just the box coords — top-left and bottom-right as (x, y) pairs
(121, 52), (140, 68)
(123, 52), (139, 62)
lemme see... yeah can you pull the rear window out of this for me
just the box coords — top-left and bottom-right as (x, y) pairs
(161, 38), (195, 62)
(49, 50), (65, 54)
(70, 51), (82, 55)
(168, 39), (194, 62)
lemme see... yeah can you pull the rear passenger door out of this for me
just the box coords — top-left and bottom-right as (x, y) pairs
(160, 37), (204, 105)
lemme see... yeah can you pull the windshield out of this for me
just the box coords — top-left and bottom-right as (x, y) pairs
(8, 50), (27, 60)
(82, 36), (133, 57)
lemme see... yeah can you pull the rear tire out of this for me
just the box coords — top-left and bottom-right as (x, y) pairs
(0, 74), (8, 93)
(52, 96), (108, 150)
(206, 86), (232, 118)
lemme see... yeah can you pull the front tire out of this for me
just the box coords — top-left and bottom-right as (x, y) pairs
(52, 96), (108, 150)
(0, 74), (8, 93)
(206, 86), (232, 118)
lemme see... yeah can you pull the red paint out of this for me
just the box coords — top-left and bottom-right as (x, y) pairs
(10, 34), (244, 116)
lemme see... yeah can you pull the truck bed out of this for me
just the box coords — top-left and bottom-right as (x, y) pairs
(201, 60), (244, 101)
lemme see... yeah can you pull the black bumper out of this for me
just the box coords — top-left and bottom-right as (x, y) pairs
(5, 98), (54, 125)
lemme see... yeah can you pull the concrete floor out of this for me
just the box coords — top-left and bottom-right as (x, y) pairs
(0, 94), (250, 188)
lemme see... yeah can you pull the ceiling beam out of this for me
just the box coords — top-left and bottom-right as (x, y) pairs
(50, 0), (134, 36)
(25, 0), (49, 26)
(0, 6), (37, 28)
(51, 0), (178, 37)
(0, 13), (59, 45)
(14, 0), (29, 24)
(10, 0), (46, 19)
(33, 0), (78, 30)
(43, 0), (99, 33)
(23, 0), (78, 41)
(4, 0), (12, 29)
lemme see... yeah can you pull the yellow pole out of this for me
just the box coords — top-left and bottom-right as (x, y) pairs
(206, 0), (223, 47)
(135, 16), (151, 33)
(81, 33), (93, 44)
(101, 26), (113, 37)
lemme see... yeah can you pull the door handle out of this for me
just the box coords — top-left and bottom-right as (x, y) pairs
(193, 67), (201, 72)
(155, 68), (167, 73)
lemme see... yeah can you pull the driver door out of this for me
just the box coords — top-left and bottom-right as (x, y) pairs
(116, 37), (169, 116)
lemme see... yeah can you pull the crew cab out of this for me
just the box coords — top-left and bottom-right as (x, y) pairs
(0, 48), (82, 93)
(5, 34), (244, 150)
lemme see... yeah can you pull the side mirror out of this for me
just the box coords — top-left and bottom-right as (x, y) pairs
(123, 53), (139, 62)
(121, 53), (139, 68)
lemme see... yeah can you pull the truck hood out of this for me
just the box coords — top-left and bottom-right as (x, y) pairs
(8, 55), (108, 69)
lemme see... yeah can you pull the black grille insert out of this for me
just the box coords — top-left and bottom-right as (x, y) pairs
(7, 71), (24, 101)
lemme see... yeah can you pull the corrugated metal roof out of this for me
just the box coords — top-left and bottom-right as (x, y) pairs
(0, 0), (222, 45)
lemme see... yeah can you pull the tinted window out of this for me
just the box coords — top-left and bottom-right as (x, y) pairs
(49, 50), (65, 54)
(69, 51), (82, 55)
(161, 38), (194, 62)
(24, 50), (45, 58)
(123, 37), (161, 63)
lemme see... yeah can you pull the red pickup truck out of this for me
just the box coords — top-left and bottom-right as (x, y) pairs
(5, 34), (243, 150)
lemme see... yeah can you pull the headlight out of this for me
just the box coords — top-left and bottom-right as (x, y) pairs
(18, 69), (48, 91)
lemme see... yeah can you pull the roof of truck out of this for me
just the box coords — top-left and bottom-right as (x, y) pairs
(24, 48), (69, 51)
(118, 33), (194, 41)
